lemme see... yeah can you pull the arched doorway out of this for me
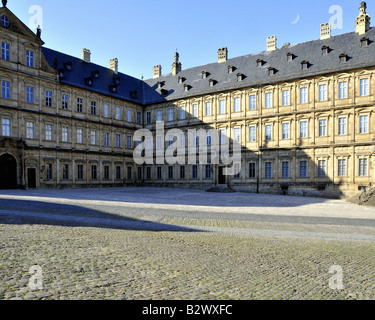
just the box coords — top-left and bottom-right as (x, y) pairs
(0, 154), (17, 189)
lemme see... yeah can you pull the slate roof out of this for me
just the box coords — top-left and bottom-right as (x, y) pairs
(42, 28), (375, 107)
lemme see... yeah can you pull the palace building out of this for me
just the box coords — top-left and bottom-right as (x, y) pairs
(0, 1), (374, 200)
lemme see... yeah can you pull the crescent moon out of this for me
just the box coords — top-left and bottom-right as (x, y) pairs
(291, 13), (300, 25)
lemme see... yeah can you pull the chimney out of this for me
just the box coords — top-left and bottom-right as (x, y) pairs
(153, 65), (162, 79)
(356, 1), (371, 34)
(320, 23), (331, 40)
(82, 48), (91, 63)
(217, 47), (228, 63)
(267, 36), (277, 51)
(172, 51), (182, 76)
(110, 58), (118, 74)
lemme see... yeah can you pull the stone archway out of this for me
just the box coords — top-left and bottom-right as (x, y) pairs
(0, 153), (17, 189)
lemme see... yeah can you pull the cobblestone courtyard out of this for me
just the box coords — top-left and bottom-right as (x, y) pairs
(1, 187), (375, 300)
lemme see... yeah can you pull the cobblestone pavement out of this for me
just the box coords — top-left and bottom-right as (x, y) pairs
(0, 187), (375, 300)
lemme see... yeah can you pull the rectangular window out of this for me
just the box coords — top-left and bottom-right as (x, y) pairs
(319, 119), (327, 137)
(300, 87), (308, 104)
(233, 127), (241, 143)
(282, 90), (290, 106)
(137, 112), (142, 125)
(219, 129), (226, 145)
(26, 121), (34, 139)
(249, 126), (256, 142)
(192, 165), (198, 179)
(359, 115), (369, 134)
(115, 107), (121, 120)
(205, 165), (212, 179)
(127, 167), (132, 180)
(265, 162), (272, 178)
(26, 86), (34, 104)
(146, 112), (151, 125)
(46, 163), (53, 181)
(339, 82), (348, 99)
(157, 110), (162, 122)
(265, 124), (272, 141)
(2, 80), (10, 99)
(104, 133), (110, 147)
(77, 128), (83, 144)
(91, 165), (98, 180)
(359, 159), (368, 177)
(156, 167), (162, 180)
(180, 106), (186, 119)
(168, 108), (173, 121)
(91, 101), (97, 115)
(319, 84), (327, 101)
(249, 95), (256, 110)
(282, 162), (289, 178)
(338, 159), (347, 177)
(205, 102), (212, 116)
(45, 91), (52, 107)
(104, 104), (109, 118)
(300, 161), (308, 178)
(338, 117), (347, 135)
(76, 98), (83, 113)
(360, 78), (369, 96)
(2, 42), (9, 61)
(249, 163), (256, 178)
(318, 160), (326, 177)
(116, 166), (121, 180)
(116, 134), (121, 148)
(219, 100), (226, 114)
(77, 164), (84, 180)
(282, 123), (290, 140)
(265, 92), (273, 108)
(146, 167), (151, 180)
(26, 50), (34, 67)
(2, 118), (11, 137)
(104, 166), (110, 180)
(62, 164), (69, 180)
(168, 166), (174, 180)
(45, 124), (52, 141)
(62, 126), (69, 143)
(234, 97), (241, 112)
(300, 121), (308, 138)
(138, 167), (142, 180)
(127, 136), (132, 149)
(90, 131), (97, 145)
(127, 109), (132, 122)
(192, 104), (198, 117)
(206, 131), (211, 146)
(180, 166), (185, 179)
(62, 94), (69, 110)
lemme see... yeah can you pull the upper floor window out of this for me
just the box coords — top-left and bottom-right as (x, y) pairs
(282, 123), (290, 140)
(359, 115), (369, 134)
(1, 42), (9, 61)
(26, 86), (34, 104)
(156, 110), (162, 122)
(91, 101), (97, 115)
(45, 91), (52, 107)
(300, 87), (308, 104)
(180, 106), (186, 120)
(168, 108), (173, 121)
(115, 107), (121, 120)
(338, 117), (347, 135)
(319, 119), (327, 137)
(104, 104), (109, 118)
(234, 97), (241, 112)
(249, 126), (256, 142)
(339, 82), (348, 99)
(205, 102), (212, 116)
(62, 126), (69, 143)
(360, 78), (369, 96)
(300, 120), (308, 138)
(146, 112), (151, 125)
(319, 84), (327, 101)
(2, 118), (11, 137)
(26, 50), (34, 68)
(45, 124), (53, 141)
(2, 80), (10, 99)
(137, 112), (142, 125)
(192, 104), (198, 117)
(1, 15), (10, 28)
(127, 109), (132, 122)
(265, 92), (273, 108)
(62, 94), (69, 110)
(26, 121), (35, 139)
(249, 95), (256, 110)
(77, 98), (83, 112)
(265, 124), (272, 141)
(219, 100), (226, 114)
(282, 90), (290, 106)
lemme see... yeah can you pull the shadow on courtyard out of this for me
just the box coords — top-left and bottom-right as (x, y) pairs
(0, 199), (205, 233)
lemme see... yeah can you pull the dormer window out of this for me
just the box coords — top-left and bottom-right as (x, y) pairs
(237, 73), (245, 81)
(178, 76), (185, 84)
(157, 81), (164, 89)
(209, 79), (216, 87)
(58, 69), (65, 78)
(339, 53), (348, 63)
(322, 46), (330, 54)
(1, 15), (10, 28)
(130, 91), (138, 98)
(301, 60), (310, 70)
(114, 77), (121, 85)
(161, 89), (169, 96)
(202, 71), (209, 79)
(228, 65), (235, 73)
(257, 59), (264, 67)
(268, 67), (276, 76)
(109, 85), (117, 93)
(287, 53), (294, 61)
(64, 62), (72, 70)
(361, 37), (369, 47)
(184, 84), (190, 92)
(92, 70), (99, 78)
(85, 77), (93, 86)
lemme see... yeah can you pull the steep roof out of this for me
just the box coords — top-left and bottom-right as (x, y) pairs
(143, 28), (375, 104)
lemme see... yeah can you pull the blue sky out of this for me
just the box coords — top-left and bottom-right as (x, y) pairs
(8, 0), (370, 79)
